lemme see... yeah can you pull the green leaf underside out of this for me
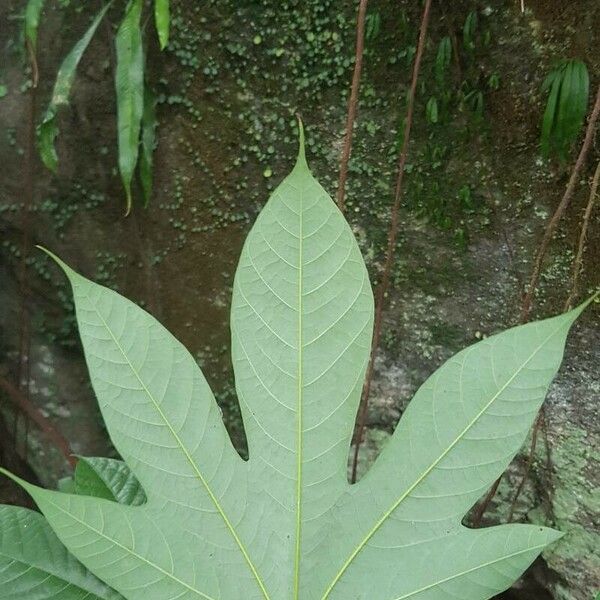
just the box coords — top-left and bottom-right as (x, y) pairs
(1, 129), (588, 599)
(0, 505), (123, 600)
(39, 3), (111, 173)
(115, 0), (144, 214)
(75, 457), (146, 506)
(154, 0), (170, 50)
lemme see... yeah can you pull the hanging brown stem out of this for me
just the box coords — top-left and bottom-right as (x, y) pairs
(470, 477), (501, 526)
(337, 0), (369, 212)
(506, 160), (600, 522)
(473, 83), (600, 525)
(14, 40), (39, 468)
(507, 411), (541, 522)
(538, 409), (555, 513)
(25, 39), (39, 88)
(505, 407), (556, 524)
(564, 159), (600, 312)
(351, 0), (433, 483)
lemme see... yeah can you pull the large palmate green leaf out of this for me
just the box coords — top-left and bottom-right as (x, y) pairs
(115, 0), (144, 214)
(0, 126), (590, 599)
(39, 3), (111, 173)
(0, 505), (124, 599)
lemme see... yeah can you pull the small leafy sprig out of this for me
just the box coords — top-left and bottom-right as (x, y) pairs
(27, 0), (170, 213)
(540, 58), (589, 161)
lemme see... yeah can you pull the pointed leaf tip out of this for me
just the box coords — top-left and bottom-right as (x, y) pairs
(0, 467), (28, 491)
(295, 115), (308, 170)
(124, 189), (132, 217)
(36, 245), (80, 283)
(569, 292), (599, 320)
(547, 527), (565, 544)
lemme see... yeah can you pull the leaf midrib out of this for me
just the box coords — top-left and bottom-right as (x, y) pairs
(293, 188), (304, 599)
(321, 319), (568, 599)
(81, 287), (270, 600)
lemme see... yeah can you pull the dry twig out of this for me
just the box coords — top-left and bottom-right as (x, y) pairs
(473, 83), (600, 524)
(521, 84), (600, 322)
(337, 0), (369, 212)
(14, 37), (40, 466)
(564, 160), (600, 312)
(351, 0), (433, 483)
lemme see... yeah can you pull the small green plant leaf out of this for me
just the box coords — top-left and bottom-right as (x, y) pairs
(0, 505), (124, 599)
(139, 85), (157, 206)
(556, 60), (574, 151)
(38, 116), (59, 175)
(115, 0), (144, 215)
(540, 59), (589, 160)
(541, 74), (561, 158)
(75, 457), (147, 506)
(154, 0), (170, 50)
(463, 10), (478, 51)
(38, 2), (111, 173)
(426, 96), (439, 124)
(365, 11), (381, 42)
(435, 36), (452, 84)
(568, 60), (589, 143)
(24, 0), (45, 51)
(0, 129), (588, 600)
(541, 61), (563, 93)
